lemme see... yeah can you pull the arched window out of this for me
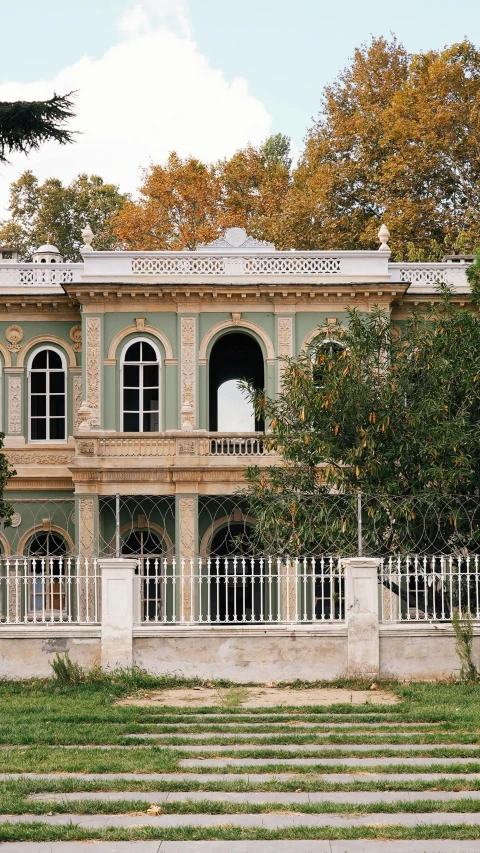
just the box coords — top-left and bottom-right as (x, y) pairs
(121, 339), (160, 432)
(29, 347), (67, 441)
(310, 338), (346, 387)
(26, 532), (68, 619)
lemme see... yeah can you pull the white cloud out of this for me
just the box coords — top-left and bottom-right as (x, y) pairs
(0, 2), (271, 218)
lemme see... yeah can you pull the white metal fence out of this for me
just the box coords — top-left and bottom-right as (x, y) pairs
(0, 558), (100, 624)
(137, 556), (345, 624)
(379, 555), (480, 622)
(1, 554), (479, 627)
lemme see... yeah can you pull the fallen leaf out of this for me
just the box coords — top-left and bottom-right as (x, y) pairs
(146, 805), (163, 815)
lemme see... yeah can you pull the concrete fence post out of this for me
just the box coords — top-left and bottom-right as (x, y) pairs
(99, 558), (137, 670)
(342, 557), (381, 678)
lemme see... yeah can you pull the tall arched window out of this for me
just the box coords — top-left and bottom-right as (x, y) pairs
(28, 347), (67, 441)
(121, 339), (160, 432)
(26, 531), (68, 619)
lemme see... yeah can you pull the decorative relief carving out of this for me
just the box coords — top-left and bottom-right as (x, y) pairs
(135, 317), (146, 330)
(277, 316), (293, 389)
(179, 497), (195, 555)
(73, 375), (83, 432)
(198, 227), (274, 250)
(70, 325), (82, 352)
(6, 451), (73, 465)
(79, 498), (95, 557)
(86, 317), (101, 426)
(181, 317), (195, 429)
(5, 325), (23, 353)
(77, 441), (95, 455)
(10, 512), (21, 528)
(8, 375), (21, 433)
(231, 312), (241, 325)
(178, 441), (195, 455)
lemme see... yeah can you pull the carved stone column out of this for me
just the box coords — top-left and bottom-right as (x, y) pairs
(5, 369), (24, 440)
(180, 316), (196, 430)
(175, 493), (198, 622)
(277, 316), (293, 390)
(75, 494), (100, 620)
(84, 315), (102, 427)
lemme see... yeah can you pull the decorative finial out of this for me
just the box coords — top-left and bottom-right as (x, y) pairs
(378, 223), (390, 252)
(181, 401), (194, 431)
(77, 401), (92, 433)
(81, 224), (95, 252)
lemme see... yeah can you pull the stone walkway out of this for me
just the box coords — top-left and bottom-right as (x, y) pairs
(3, 703), (480, 849)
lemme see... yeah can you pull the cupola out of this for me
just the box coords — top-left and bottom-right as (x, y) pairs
(32, 241), (63, 264)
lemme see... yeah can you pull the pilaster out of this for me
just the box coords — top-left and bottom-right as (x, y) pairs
(175, 493), (198, 622)
(180, 315), (197, 429)
(83, 313), (103, 428)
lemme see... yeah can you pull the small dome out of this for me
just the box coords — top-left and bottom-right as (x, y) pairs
(34, 243), (61, 254)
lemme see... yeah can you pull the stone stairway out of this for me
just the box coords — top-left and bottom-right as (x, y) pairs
(3, 702), (480, 851)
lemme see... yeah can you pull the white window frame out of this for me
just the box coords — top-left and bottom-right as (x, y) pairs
(27, 345), (68, 443)
(120, 337), (161, 433)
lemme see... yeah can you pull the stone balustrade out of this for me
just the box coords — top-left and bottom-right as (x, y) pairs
(75, 432), (273, 460)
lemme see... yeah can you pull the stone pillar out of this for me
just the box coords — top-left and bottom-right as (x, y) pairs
(99, 558), (137, 669)
(342, 557), (381, 678)
(175, 493), (198, 622)
(75, 494), (100, 621)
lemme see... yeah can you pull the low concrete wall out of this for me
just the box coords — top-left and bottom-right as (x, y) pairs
(0, 624), (479, 681)
(133, 626), (348, 682)
(380, 624), (480, 680)
(0, 628), (101, 679)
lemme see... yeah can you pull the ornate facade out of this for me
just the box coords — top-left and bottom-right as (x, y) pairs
(0, 225), (472, 564)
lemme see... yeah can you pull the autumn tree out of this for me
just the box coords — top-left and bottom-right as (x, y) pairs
(0, 171), (127, 261)
(241, 293), (480, 554)
(0, 93), (75, 164)
(113, 137), (292, 250)
(113, 153), (222, 250)
(282, 38), (480, 259)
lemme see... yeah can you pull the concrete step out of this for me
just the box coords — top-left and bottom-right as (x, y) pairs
(4, 843), (480, 853)
(124, 736), (478, 749)
(30, 789), (480, 804)
(5, 812), (480, 828)
(180, 756), (480, 767)
(3, 770), (480, 782)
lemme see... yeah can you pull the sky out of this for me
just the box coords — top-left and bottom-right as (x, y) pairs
(0, 0), (479, 218)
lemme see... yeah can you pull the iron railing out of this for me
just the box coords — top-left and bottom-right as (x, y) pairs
(0, 557), (100, 624)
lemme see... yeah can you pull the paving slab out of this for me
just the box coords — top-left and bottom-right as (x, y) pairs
(136, 720), (440, 728)
(6, 811), (480, 827)
(117, 687), (398, 708)
(124, 737), (479, 751)
(4, 844), (480, 853)
(3, 771), (480, 783)
(128, 729), (443, 738)
(29, 789), (480, 804)
(180, 756), (480, 768)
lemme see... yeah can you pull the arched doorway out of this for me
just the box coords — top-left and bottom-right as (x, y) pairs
(209, 332), (264, 432)
(25, 531), (68, 618)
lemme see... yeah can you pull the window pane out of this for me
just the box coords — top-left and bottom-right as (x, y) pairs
(125, 342), (141, 362)
(31, 395), (46, 417)
(143, 388), (159, 411)
(31, 418), (46, 440)
(124, 412), (139, 432)
(31, 372), (46, 393)
(143, 365), (158, 386)
(122, 531), (142, 554)
(143, 532), (162, 553)
(141, 342), (157, 362)
(123, 388), (139, 410)
(48, 350), (62, 369)
(50, 395), (65, 417)
(143, 411), (159, 431)
(50, 418), (65, 440)
(32, 350), (47, 369)
(123, 365), (139, 387)
(50, 372), (65, 393)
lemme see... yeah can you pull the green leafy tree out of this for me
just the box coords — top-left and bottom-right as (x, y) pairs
(242, 292), (480, 554)
(0, 171), (127, 261)
(0, 93), (75, 164)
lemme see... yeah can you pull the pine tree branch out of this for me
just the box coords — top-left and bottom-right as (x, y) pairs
(0, 92), (77, 164)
